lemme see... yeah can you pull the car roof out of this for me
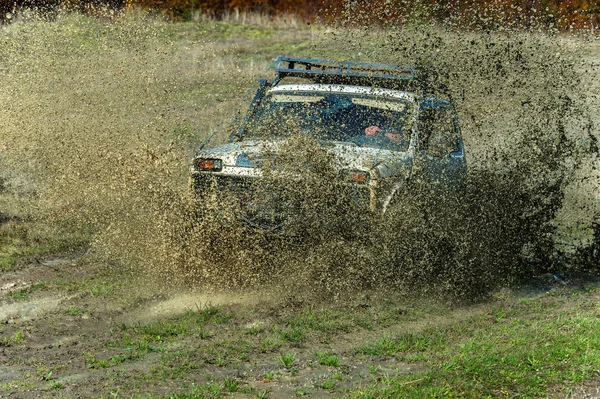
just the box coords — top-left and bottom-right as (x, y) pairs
(268, 84), (415, 101)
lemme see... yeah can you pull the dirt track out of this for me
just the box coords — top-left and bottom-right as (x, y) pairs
(1, 251), (599, 398)
(0, 255), (441, 398)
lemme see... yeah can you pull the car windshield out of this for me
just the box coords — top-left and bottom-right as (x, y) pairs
(244, 90), (414, 151)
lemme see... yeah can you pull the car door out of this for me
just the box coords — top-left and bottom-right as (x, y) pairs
(414, 98), (466, 189)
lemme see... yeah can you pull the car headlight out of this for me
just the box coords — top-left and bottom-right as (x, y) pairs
(195, 158), (223, 172)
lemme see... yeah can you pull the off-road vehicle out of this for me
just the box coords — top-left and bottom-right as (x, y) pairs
(190, 56), (466, 229)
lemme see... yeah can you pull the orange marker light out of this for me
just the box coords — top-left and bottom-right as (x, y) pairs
(199, 159), (215, 169)
(351, 172), (369, 184)
(196, 158), (223, 171)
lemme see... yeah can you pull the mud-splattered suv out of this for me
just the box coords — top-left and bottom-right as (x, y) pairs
(191, 56), (466, 229)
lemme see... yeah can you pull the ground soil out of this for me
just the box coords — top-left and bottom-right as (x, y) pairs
(1, 253), (597, 398)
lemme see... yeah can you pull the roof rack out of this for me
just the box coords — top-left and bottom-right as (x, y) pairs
(274, 56), (416, 82)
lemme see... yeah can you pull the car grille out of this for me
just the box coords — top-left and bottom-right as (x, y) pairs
(191, 173), (371, 230)
(191, 173), (284, 230)
(191, 174), (254, 198)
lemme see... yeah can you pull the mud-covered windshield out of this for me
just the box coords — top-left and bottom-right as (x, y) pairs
(244, 91), (414, 151)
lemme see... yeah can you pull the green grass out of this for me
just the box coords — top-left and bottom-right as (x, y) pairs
(278, 352), (296, 368)
(356, 330), (445, 357)
(6, 281), (48, 301)
(48, 379), (63, 390)
(0, 221), (89, 271)
(65, 306), (86, 316)
(223, 377), (239, 392)
(283, 307), (355, 333)
(84, 284), (600, 397)
(6, 289), (28, 300)
(86, 350), (143, 369)
(348, 295), (600, 397)
(315, 352), (340, 367)
(136, 381), (226, 398)
(316, 377), (337, 390)
(89, 283), (118, 297)
(140, 321), (189, 342)
(95, 306), (238, 371)
(279, 326), (305, 343)
(108, 305), (230, 348)
(259, 337), (282, 353)
(0, 331), (26, 346)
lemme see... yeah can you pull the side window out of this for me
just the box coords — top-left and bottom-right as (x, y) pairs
(419, 107), (458, 157)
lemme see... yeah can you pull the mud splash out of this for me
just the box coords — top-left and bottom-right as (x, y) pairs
(0, 10), (598, 301)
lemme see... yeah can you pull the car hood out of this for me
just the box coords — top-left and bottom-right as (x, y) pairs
(194, 139), (412, 177)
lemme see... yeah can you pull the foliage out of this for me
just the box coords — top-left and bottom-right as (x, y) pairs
(0, 0), (597, 31)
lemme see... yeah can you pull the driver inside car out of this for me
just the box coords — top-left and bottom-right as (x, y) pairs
(364, 125), (403, 143)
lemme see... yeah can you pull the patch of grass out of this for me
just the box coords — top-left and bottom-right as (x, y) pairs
(356, 330), (446, 357)
(285, 307), (354, 333)
(54, 279), (89, 292)
(279, 326), (305, 343)
(178, 304), (233, 327)
(151, 361), (196, 381)
(0, 379), (35, 391)
(278, 352), (296, 368)
(223, 377), (239, 392)
(141, 321), (188, 342)
(109, 313), (226, 353)
(109, 352), (138, 365)
(197, 304), (233, 325)
(86, 350), (141, 369)
(0, 254), (17, 271)
(30, 281), (48, 291)
(49, 380), (63, 390)
(245, 325), (262, 335)
(6, 289), (28, 300)
(65, 306), (86, 316)
(0, 221), (89, 271)
(10, 331), (24, 344)
(86, 354), (109, 369)
(256, 389), (269, 399)
(264, 370), (275, 381)
(6, 281), (48, 301)
(89, 283), (118, 297)
(147, 380), (226, 398)
(197, 329), (212, 340)
(107, 332), (165, 354)
(0, 331), (26, 347)
(259, 337), (282, 353)
(0, 222), (29, 271)
(349, 298), (600, 397)
(40, 369), (53, 381)
(202, 338), (253, 367)
(355, 318), (374, 329)
(315, 352), (340, 367)
(316, 377), (337, 390)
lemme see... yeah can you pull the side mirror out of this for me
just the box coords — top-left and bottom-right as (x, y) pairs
(418, 107), (457, 158)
